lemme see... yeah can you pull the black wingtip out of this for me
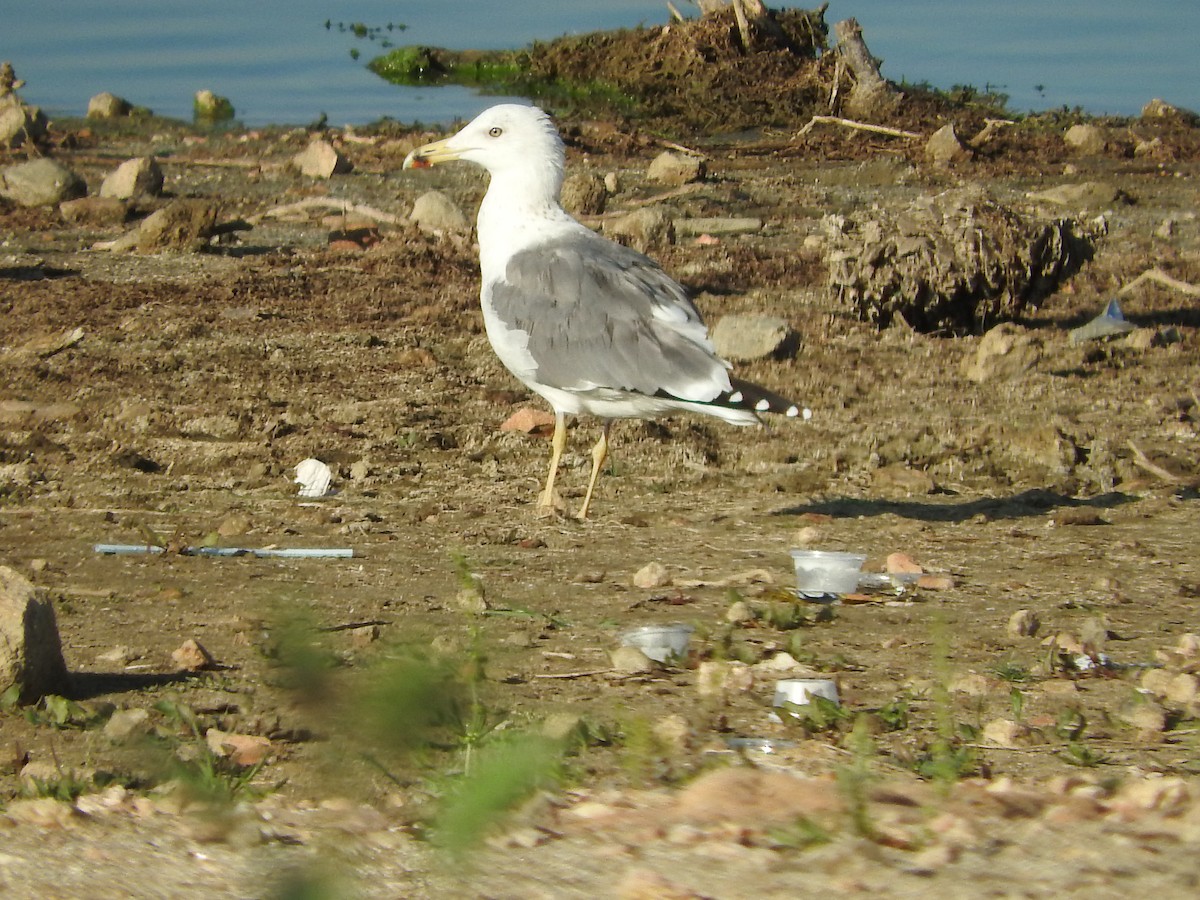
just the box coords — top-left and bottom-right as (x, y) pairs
(719, 377), (811, 419)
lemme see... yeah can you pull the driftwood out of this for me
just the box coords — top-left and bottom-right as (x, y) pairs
(1117, 266), (1200, 299)
(834, 17), (902, 119)
(797, 115), (920, 139)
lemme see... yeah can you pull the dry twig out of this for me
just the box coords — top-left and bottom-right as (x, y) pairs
(1117, 266), (1200, 298)
(796, 115), (921, 140)
(1127, 441), (1182, 485)
(252, 197), (405, 225)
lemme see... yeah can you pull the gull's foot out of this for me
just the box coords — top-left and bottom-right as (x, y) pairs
(535, 489), (565, 518)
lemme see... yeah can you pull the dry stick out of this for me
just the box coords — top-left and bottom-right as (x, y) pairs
(251, 197), (405, 225)
(1117, 266), (1200, 298)
(1127, 440), (1182, 484)
(533, 669), (611, 680)
(796, 115), (921, 139)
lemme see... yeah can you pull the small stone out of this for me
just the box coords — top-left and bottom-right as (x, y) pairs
(951, 673), (995, 696)
(871, 464), (935, 497)
(87, 92), (132, 119)
(541, 712), (587, 743)
(632, 562), (671, 589)
(1165, 673), (1199, 705)
(652, 714), (691, 752)
(193, 89), (234, 121)
(409, 190), (467, 234)
(916, 574), (955, 591)
(1027, 181), (1122, 208)
(1117, 696), (1168, 733)
(725, 600), (753, 624)
(1036, 680), (1079, 695)
(59, 196), (129, 227)
(963, 323), (1042, 383)
(561, 172), (607, 215)
(885, 552), (924, 575)
(604, 207), (674, 253)
(1140, 668), (1175, 698)
(123, 199), (221, 253)
(1063, 123), (1107, 155)
(292, 139), (351, 178)
(499, 407), (556, 434)
(100, 156), (163, 200)
(646, 150), (705, 186)
(925, 124), (972, 166)
(610, 645), (656, 674)
(673, 217), (762, 238)
(217, 512), (253, 537)
(603, 172), (620, 194)
(0, 565), (70, 703)
(104, 708), (151, 742)
(1051, 508), (1108, 527)
(350, 624), (380, 648)
(0, 158), (87, 207)
(1142, 98), (1194, 121)
(171, 638), (216, 672)
(709, 314), (798, 362)
(695, 660), (753, 698)
(794, 526), (821, 546)
(982, 718), (1039, 748)
(1007, 609), (1040, 638)
(205, 728), (271, 766)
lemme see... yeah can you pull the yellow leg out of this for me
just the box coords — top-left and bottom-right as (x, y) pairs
(576, 420), (612, 520)
(537, 411), (567, 515)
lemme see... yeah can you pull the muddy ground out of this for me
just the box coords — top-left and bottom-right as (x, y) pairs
(2, 95), (1200, 897)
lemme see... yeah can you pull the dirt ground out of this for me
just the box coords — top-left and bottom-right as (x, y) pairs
(3, 85), (1200, 898)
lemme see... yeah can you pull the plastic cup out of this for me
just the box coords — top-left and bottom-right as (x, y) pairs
(772, 678), (840, 708)
(619, 624), (694, 663)
(789, 549), (866, 595)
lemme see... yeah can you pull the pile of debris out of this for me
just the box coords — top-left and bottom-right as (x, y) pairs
(824, 187), (1101, 333)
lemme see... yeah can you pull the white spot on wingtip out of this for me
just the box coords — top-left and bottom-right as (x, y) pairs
(785, 405), (799, 417)
(755, 399), (770, 411)
(729, 391), (743, 403)
(802, 408), (813, 420)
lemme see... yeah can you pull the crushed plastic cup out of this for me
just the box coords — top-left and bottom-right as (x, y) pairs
(294, 458), (333, 498)
(772, 678), (840, 709)
(619, 624), (694, 664)
(789, 550), (867, 595)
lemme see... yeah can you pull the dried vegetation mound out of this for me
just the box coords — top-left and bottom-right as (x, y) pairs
(525, 7), (830, 130)
(824, 187), (1103, 333)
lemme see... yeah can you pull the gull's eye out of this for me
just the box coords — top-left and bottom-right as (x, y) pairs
(488, 126), (503, 137)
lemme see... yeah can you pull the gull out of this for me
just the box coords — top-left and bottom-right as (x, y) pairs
(404, 104), (805, 519)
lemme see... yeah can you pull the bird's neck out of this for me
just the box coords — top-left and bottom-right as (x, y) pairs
(476, 169), (575, 280)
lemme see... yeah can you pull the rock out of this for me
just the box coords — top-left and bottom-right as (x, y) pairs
(604, 206), (675, 253)
(1165, 673), (1199, 705)
(499, 407), (556, 434)
(1007, 609), (1040, 638)
(962, 323), (1042, 383)
(916, 574), (955, 590)
(292, 139), (351, 178)
(950, 673), (996, 696)
(205, 728), (271, 766)
(1111, 777), (1191, 816)
(632, 562), (671, 589)
(724, 600), (753, 624)
(1028, 181), (1122, 208)
(560, 172), (607, 215)
(217, 511), (253, 537)
(193, 89), (234, 121)
(87, 92), (132, 119)
(0, 565), (71, 703)
(59, 196), (129, 227)
(171, 638), (216, 672)
(674, 217), (762, 238)
(541, 712), (587, 743)
(1063, 124), (1107, 155)
(925, 124), (972, 166)
(99, 156), (163, 199)
(652, 714), (691, 752)
(0, 158), (87, 207)
(646, 150), (705, 186)
(695, 660), (753, 698)
(123, 199), (222, 253)
(871, 464), (935, 496)
(103, 708), (151, 742)
(0, 98), (48, 149)
(672, 768), (842, 826)
(1117, 696), (1167, 733)
(409, 190), (468, 235)
(610, 645), (656, 674)
(1140, 667), (1176, 698)
(885, 552), (924, 575)
(709, 314), (798, 361)
(1141, 98), (1197, 122)
(982, 718), (1039, 748)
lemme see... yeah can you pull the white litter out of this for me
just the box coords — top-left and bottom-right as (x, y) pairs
(294, 458), (333, 498)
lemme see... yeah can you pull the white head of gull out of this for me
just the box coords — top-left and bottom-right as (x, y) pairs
(404, 104), (806, 519)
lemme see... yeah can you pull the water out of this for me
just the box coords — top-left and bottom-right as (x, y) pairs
(3, 1), (1197, 127)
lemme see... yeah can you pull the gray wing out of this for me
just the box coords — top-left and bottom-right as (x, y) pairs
(488, 233), (730, 401)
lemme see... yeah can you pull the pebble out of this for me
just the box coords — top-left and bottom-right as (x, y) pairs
(561, 171), (607, 215)
(604, 206), (675, 252)
(709, 314), (798, 362)
(925, 123), (972, 166)
(695, 660), (753, 698)
(500, 407), (556, 434)
(100, 156), (163, 200)
(291, 139), (351, 178)
(1007, 608), (1040, 638)
(409, 189), (468, 234)
(87, 92), (132, 119)
(171, 638), (216, 672)
(0, 158), (87, 207)
(632, 561), (671, 589)
(980, 719), (1039, 748)
(646, 150), (705, 186)
(0, 565), (70, 702)
(1063, 123), (1107, 155)
(610, 645), (656, 674)
(962, 322), (1042, 383)
(103, 707), (151, 742)
(59, 196), (129, 226)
